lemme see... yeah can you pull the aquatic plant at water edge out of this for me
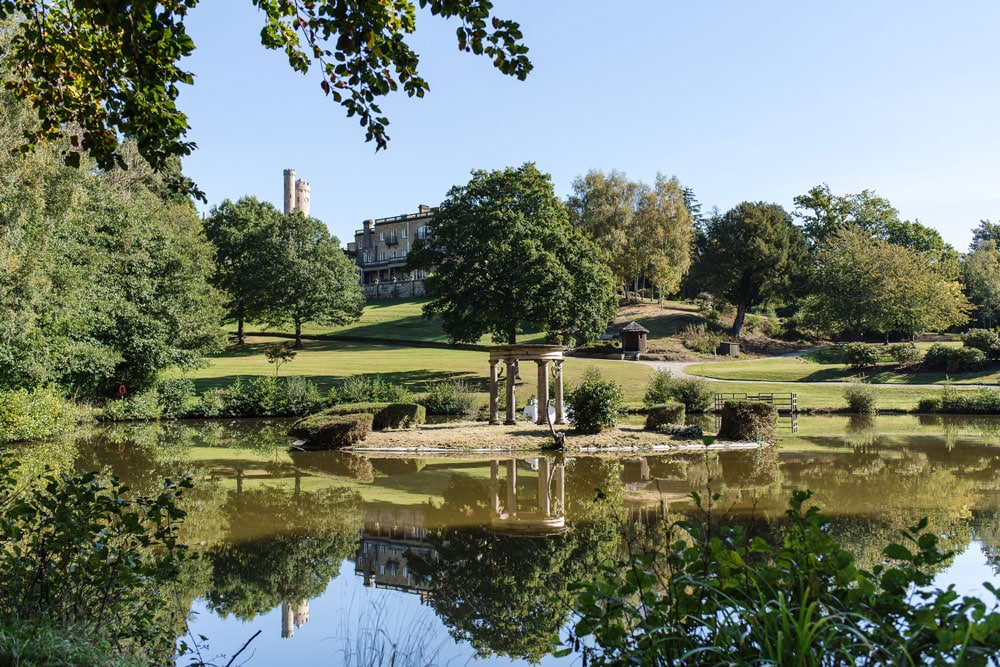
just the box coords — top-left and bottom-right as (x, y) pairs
(844, 382), (879, 415)
(563, 490), (1000, 665)
(0, 386), (86, 443)
(0, 455), (191, 663)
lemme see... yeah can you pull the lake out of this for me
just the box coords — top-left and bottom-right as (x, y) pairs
(12, 414), (1000, 665)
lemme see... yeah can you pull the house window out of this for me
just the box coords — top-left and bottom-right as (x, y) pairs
(379, 252), (385, 261)
(417, 226), (428, 240)
(379, 231), (384, 241)
(401, 250), (407, 258)
(401, 228), (407, 239)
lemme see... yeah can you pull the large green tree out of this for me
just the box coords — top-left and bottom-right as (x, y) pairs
(962, 240), (1000, 329)
(258, 212), (364, 349)
(688, 202), (808, 338)
(407, 163), (617, 345)
(203, 197), (284, 344)
(0, 91), (224, 394)
(567, 170), (693, 302)
(803, 226), (970, 340)
(0, 2), (530, 195)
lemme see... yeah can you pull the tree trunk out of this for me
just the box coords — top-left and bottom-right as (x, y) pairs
(294, 319), (303, 349)
(732, 302), (747, 339)
(237, 314), (245, 345)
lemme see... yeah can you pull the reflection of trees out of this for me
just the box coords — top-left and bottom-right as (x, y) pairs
(408, 518), (618, 663)
(289, 450), (375, 482)
(205, 486), (362, 620)
(845, 413), (878, 450)
(971, 509), (1000, 575)
(718, 447), (780, 489)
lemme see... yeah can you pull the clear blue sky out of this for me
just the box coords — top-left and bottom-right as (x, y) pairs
(179, 1), (1000, 252)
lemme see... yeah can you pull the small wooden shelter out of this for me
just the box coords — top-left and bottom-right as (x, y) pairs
(620, 321), (649, 359)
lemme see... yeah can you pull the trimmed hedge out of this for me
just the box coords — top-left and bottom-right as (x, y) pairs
(644, 403), (686, 432)
(289, 412), (373, 449)
(320, 402), (425, 429)
(717, 401), (777, 443)
(923, 344), (985, 372)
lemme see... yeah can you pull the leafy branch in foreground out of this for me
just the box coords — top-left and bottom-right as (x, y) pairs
(565, 489), (1000, 666)
(0, 0), (531, 196)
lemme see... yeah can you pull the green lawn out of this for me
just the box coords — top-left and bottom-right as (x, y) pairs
(249, 298), (547, 345)
(700, 380), (943, 412)
(686, 343), (1000, 386)
(190, 335), (657, 405)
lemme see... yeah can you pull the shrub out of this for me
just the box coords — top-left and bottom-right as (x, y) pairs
(923, 344), (986, 372)
(566, 369), (625, 433)
(0, 386), (85, 444)
(843, 342), (880, 369)
(917, 397), (941, 413)
(717, 400), (777, 442)
(0, 456), (189, 663)
(100, 391), (162, 421)
(332, 374), (412, 404)
(887, 343), (921, 366)
(288, 412), (373, 448)
(939, 387), (1000, 414)
(962, 328), (1000, 358)
(155, 377), (194, 418)
(421, 380), (478, 416)
(644, 403), (685, 432)
(568, 490), (1000, 665)
(682, 323), (723, 354)
(283, 376), (324, 416)
(643, 369), (674, 406)
(844, 383), (879, 414)
(373, 403), (426, 429)
(669, 377), (714, 413)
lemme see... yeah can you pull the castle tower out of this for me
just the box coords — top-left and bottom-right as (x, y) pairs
(283, 169), (296, 215)
(294, 179), (311, 217)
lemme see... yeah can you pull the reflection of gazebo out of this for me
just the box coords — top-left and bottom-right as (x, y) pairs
(488, 345), (566, 426)
(489, 457), (566, 535)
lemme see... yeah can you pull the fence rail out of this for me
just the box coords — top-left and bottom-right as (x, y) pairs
(715, 392), (798, 413)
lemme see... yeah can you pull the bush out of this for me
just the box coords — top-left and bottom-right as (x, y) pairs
(938, 387), (1000, 414)
(717, 400), (777, 442)
(288, 412), (373, 448)
(682, 324), (723, 354)
(887, 343), (921, 366)
(923, 344), (986, 372)
(568, 490), (1000, 665)
(332, 374), (412, 404)
(844, 383), (879, 415)
(644, 403), (686, 432)
(155, 377), (195, 418)
(283, 376), (324, 416)
(421, 380), (478, 416)
(669, 377), (714, 413)
(962, 328), (1000, 358)
(917, 397), (941, 413)
(0, 456), (189, 663)
(99, 391), (162, 421)
(373, 403), (426, 429)
(0, 386), (86, 443)
(843, 342), (880, 369)
(566, 369), (625, 433)
(643, 370), (674, 406)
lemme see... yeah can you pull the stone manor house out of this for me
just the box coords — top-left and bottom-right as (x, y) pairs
(346, 204), (435, 298)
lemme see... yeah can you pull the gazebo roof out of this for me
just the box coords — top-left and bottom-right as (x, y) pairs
(620, 321), (649, 333)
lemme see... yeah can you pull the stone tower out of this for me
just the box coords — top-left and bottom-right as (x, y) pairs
(283, 168), (311, 217)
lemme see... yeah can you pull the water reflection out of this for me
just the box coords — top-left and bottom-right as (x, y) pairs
(13, 416), (1000, 665)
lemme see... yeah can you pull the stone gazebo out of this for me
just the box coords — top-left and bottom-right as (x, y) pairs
(487, 345), (566, 426)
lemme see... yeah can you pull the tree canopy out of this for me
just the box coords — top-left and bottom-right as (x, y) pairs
(0, 1), (530, 196)
(687, 202), (808, 338)
(408, 163), (617, 345)
(803, 226), (970, 340)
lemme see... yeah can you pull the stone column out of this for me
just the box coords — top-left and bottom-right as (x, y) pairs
(489, 360), (500, 425)
(553, 360), (566, 425)
(538, 457), (551, 517)
(535, 360), (550, 425)
(504, 359), (517, 425)
(554, 456), (565, 515)
(506, 459), (518, 517)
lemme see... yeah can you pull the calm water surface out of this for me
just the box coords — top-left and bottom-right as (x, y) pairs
(17, 415), (1000, 665)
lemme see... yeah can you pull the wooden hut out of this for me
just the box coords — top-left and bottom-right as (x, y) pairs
(620, 321), (649, 360)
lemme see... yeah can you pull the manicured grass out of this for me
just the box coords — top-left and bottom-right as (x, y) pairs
(190, 335), (657, 405)
(249, 298), (547, 345)
(687, 342), (1000, 385)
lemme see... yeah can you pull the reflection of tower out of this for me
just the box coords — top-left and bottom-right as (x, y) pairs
(280, 599), (311, 638)
(282, 168), (311, 217)
(489, 456), (567, 534)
